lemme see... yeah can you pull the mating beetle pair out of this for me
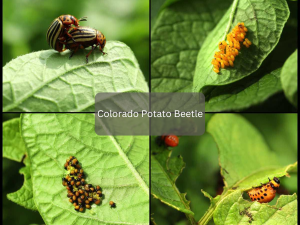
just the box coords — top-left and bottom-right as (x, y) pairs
(46, 15), (106, 63)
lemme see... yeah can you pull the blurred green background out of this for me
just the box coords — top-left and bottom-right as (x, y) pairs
(3, 0), (149, 83)
(151, 114), (298, 225)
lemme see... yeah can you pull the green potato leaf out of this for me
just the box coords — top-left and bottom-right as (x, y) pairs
(171, 134), (219, 221)
(151, 0), (232, 92)
(3, 118), (27, 162)
(280, 50), (297, 107)
(243, 114), (297, 166)
(21, 114), (149, 225)
(193, 0), (290, 92)
(151, 137), (194, 221)
(205, 68), (282, 112)
(151, 0), (181, 28)
(198, 114), (297, 224)
(208, 114), (282, 188)
(213, 191), (297, 225)
(7, 166), (37, 211)
(3, 41), (148, 112)
(4, 117), (37, 210)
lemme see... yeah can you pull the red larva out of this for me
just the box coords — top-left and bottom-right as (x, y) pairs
(161, 135), (179, 147)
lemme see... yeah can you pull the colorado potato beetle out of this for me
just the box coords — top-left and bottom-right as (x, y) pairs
(46, 15), (87, 52)
(64, 26), (106, 63)
(247, 177), (280, 203)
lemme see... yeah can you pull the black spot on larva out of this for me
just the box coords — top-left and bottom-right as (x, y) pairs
(267, 185), (270, 187)
(260, 190), (263, 193)
(63, 16), (66, 21)
(264, 193), (267, 196)
(265, 189), (267, 191)
(255, 194), (257, 196)
(257, 198), (260, 200)
(251, 198), (253, 200)
(261, 196), (264, 199)
(254, 198), (256, 200)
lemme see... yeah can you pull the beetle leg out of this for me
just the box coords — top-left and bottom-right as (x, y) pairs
(55, 42), (67, 52)
(99, 45), (107, 55)
(69, 46), (79, 59)
(58, 36), (67, 44)
(69, 51), (75, 59)
(86, 45), (96, 63)
(100, 49), (107, 55)
(64, 28), (76, 43)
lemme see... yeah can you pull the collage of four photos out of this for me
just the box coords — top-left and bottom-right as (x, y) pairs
(2, 0), (298, 225)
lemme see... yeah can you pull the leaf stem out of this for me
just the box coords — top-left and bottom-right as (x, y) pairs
(224, 0), (239, 40)
(197, 190), (230, 225)
(185, 212), (197, 225)
(197, 205), (214, 225)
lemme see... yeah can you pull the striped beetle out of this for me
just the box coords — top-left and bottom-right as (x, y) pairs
(65, 26), (106, 63)
(46, 15), (87, 52)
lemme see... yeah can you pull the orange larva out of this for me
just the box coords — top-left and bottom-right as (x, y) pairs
(248, 177), (280, 203)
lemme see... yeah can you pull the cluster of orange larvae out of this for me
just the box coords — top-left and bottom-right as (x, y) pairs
(212, 22), (252, 73)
